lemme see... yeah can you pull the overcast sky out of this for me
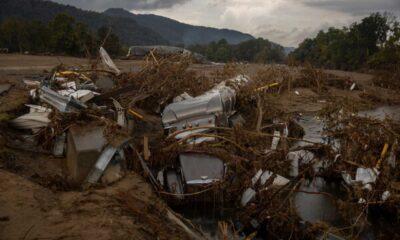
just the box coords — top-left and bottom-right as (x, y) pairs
(52, 0), (400, 47)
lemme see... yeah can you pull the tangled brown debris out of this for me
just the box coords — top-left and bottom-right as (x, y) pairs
(317, 100), (400, 238)
(372, 65), (400, 90)
(2, 52), (400, 240)
(116, 54), (215, 112)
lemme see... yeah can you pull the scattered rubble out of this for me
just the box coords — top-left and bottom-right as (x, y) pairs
(1, 50), (399, 239)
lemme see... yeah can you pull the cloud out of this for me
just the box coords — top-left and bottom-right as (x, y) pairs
(51, 0), (191, 11)
(301, 0), (400, 16)
(51, 0), (400, 47)
(137, 0), (357, 47)
(254, 24), (331, 47)
(141, 0), (400, 47)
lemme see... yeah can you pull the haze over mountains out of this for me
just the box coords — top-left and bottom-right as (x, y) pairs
(103, 8), (255, 46)
(0, 0), (256, 46)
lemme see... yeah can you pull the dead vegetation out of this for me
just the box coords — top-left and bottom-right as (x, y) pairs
(1, 52), (400, 240)
(372, 66), (400, 90)
(116, 54), (214, 113)
(316, 99), (400, 238)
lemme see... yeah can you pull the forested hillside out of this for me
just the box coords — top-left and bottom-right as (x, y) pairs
(0, 0), (168, 46)
(103, 8), (254, 45)
(0, 13), (123, 56)
(188, 38), (286, 63)
(0, 0), (255, 47)
(290, 13), (400, 70)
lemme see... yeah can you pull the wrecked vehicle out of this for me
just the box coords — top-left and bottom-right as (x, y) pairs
(162, 86), (237, 142)
(156, 76), (250, 198)
(158, 152), (226, 200)
(162, 75), (248, 142)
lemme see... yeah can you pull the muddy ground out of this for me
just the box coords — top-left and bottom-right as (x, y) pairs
(0, 54), (399, 240)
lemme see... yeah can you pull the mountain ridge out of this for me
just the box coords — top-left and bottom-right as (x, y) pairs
(103, 8), (255, 46)
(0, 0), (255, 46)
(0, 0), (168, 45)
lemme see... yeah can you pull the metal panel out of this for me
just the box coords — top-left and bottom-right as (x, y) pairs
(162, 86), (236, 128)
(66, 125), (107, 185)
(179, 153), (224, 184)
(39, 86), (86, 112)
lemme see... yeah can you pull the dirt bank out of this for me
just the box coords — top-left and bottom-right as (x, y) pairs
(0, 169), (201, 240)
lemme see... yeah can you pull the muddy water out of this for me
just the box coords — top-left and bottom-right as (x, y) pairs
(293, 115), (325, 147)
(358, 105), (400, 120)
(293, 115), (342, 227)
(295, 178), (343, 224)
(293, 105), (400, 239)
(295, 105), (400, 147)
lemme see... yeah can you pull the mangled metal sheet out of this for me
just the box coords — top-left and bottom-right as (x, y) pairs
(66, 125), (107, 185)
(251, 169), (263, 186)
(23, 79), (41, 87)
(162, 75), (249, 141)
(162, 85), (236, 136)
(39, 86), (87, 112)
(252, 169), (290, 187)
(270, 130), (281, 150)
(112, 98), (127, 128)
(10, 112), (50, 130)
(25, 104), (52, 113)
(100, 47), (121, 75)
(68, 90), (99, 103)
(259, 170), (290, 186)
(342, 167), (379, 187)
(68, 127), (132, 184)
(85, 145), (118, 184)
(179, 152), (225, 184)
(241, 188), (256, 206)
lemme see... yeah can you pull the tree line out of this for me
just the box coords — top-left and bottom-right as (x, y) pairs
(1, 11), (398, 70)
(290, 12), (400, 70)
(188, 38), (286, 63)
(0, 13), (123, 56)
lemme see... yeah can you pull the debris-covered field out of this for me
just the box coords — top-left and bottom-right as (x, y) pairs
(0, 52), (399, 240)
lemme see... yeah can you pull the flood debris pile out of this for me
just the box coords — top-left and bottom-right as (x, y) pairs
(6, 50), (134, 188)
(372, 66), (400, 90)
(115, 54), (216, 114)
(2, 50), (400, 239)
(314, 101), (400, 238)
(289, 64), (359, 94)
(136, 61), (350, 238)
(322, 102), (400, 186)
